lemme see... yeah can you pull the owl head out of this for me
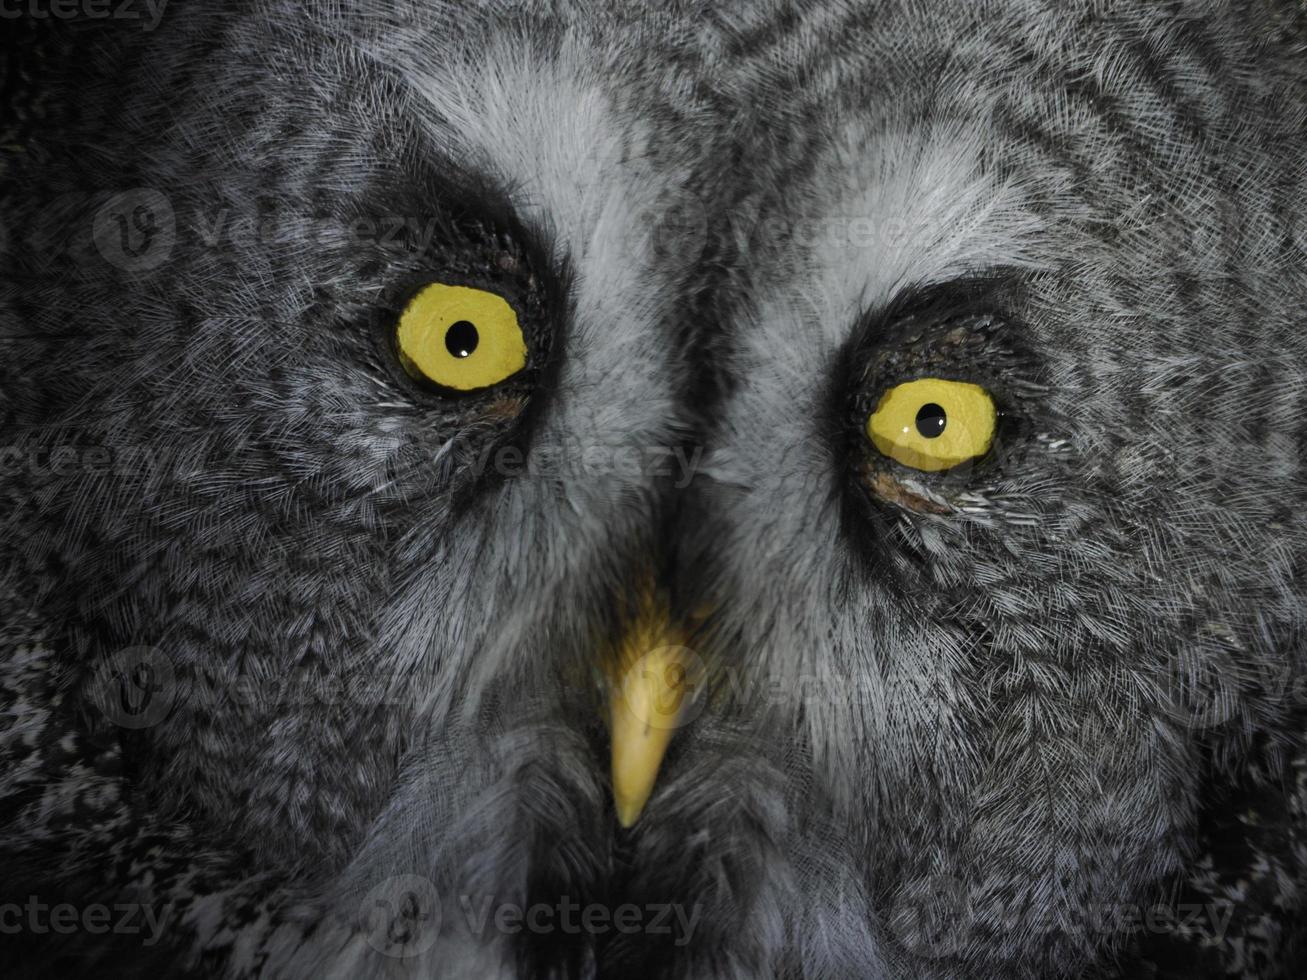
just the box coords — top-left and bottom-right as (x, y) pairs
(2, 2), (1306, 978)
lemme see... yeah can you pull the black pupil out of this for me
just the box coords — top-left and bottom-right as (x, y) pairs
(445, 320), (479, 358)
(915, 402), (947, 439)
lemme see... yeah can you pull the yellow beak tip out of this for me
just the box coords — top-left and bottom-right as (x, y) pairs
(609, 717), (667, 828)
(614, 798), (644, 829)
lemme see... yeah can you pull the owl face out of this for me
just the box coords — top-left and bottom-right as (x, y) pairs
(3, 1), (1306, 979)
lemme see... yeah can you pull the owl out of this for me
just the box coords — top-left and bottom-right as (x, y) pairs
(3, 1), (1307, 977)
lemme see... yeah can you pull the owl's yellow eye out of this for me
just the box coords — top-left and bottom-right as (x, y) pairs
(866, 378), (996, 473)
(395, 283), (527, 392)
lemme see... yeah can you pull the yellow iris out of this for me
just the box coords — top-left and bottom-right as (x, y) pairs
(867, 378), (996, 472)
(395, 283), (527, 392)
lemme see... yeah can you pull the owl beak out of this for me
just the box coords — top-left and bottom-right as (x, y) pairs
(606, 588), (701, 828)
